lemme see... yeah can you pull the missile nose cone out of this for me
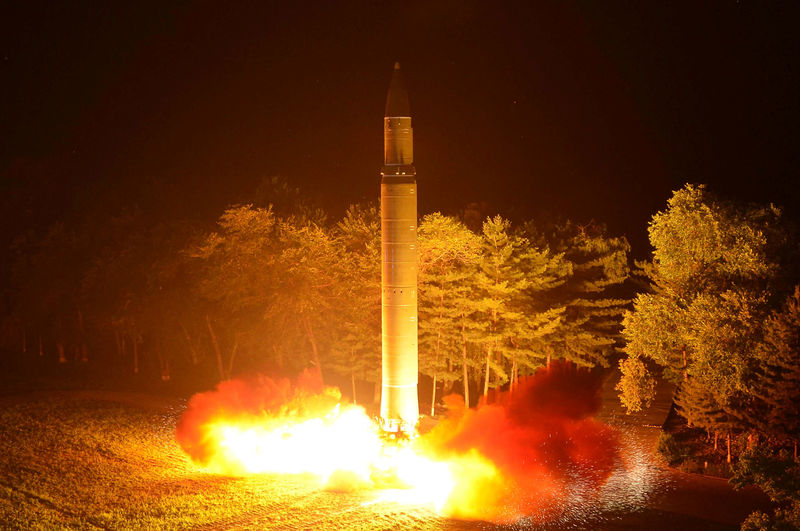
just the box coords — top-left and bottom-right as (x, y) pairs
(385, 62), (410, 117)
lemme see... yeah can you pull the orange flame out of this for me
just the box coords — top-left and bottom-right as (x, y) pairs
(176, 365), (624, 524)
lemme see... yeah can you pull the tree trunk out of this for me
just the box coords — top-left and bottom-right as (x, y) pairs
(226, 339), (239, 380)
(156, 339), (170, 381)
(726, 433), (731, 464)
(485, 306), (498, 399)
(132, 333), (139, 374)
(206, 314), (225, 381)
(682, 348), (688, 381)
(460, 315), (470, 408)
(431, 291), (443, 416)
(462, 342), (470, 408)
(302, 314), (322, 379)
(445, 356), (454, 394)
(510, 360), (518, 394)
(120, 329), (127, 361)
(430, 372), (437, 416)
(179, 323), (200, 365)
(114, 328), (122, 358)
(483, 348), (491, 399)
(77, 309), (88, 362)
(547, 352), (551, 371)
(56, 317), (67, 363)
(351, 372), (357, 405)
(714, 431), (718, 451)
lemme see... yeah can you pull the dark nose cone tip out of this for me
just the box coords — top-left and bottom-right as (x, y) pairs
(385, 63), (410, 117)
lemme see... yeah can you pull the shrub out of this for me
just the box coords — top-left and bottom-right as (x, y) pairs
(656, 432), (688, 466)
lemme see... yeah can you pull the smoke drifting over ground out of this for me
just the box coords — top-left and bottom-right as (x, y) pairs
(421, 363), (621, 523)
(176, 364), (654, 525)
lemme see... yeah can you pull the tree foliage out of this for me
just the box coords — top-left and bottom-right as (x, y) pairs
(2, 182), (631, 407)
(618, 184), (800, 516)
(732, 446), (800, 531)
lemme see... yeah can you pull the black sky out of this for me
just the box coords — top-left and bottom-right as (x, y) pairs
(2, 1), (798, 256)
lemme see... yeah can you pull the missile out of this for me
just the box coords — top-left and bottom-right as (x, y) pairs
(380, 63), (419, 433)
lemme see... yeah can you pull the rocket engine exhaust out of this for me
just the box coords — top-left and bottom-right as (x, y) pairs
(380, 62), (419, 433)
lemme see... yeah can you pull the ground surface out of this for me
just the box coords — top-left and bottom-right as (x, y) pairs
(0, 374), (771, 530)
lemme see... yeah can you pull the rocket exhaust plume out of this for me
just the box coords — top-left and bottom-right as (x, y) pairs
(176, 363), (656, 524)
(380, 62), (419, 433)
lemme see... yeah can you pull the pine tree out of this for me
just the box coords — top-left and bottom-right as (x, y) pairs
(745, 287), (800, 455)
(473, 216), (536, 399)
(503, 237), (569, 388)
(418, 213), (482, 413)
(328, 204), (382, 403)
(675, 376), (742, 462)
(523, 220), (629, 369)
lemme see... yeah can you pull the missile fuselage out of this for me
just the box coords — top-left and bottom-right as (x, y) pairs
(380, 64), (419, 432)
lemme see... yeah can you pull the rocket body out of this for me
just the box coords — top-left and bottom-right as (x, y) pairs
(380, 64), (419, 432)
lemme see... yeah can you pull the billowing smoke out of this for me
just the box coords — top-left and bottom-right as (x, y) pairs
(175, 363), (629, 525)
(420, 362), (621, 523)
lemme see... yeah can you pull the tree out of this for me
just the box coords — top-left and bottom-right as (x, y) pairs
(522, 220), (629, 369)
(418, 213), (482, 413)
(190, 204), (349, 382)
(189, 205), (281, 380)
(675, 376), (743, 462)
(618, 184), (795, 464)
(472, 216), (568, 399)
(270, 216), (343, 378)
(615, 355), (655, 413)
(731, 446), (800, 531)
(501, 235), (568, 388)
(327, 204), (382, 404)
(744, 287), (800, 457)
(619, 185), (785, 411)
(473, 216), (530, 398)
(11, 222), (88, 364)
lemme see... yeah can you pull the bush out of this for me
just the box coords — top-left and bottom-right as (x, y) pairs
(656, 432), (689, 466)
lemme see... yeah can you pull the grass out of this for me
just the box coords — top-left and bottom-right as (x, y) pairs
(0, 392), (331, 529)
(0, 391), (463, 530)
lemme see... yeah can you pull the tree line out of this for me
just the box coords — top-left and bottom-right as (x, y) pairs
(0, 179), (630, 407)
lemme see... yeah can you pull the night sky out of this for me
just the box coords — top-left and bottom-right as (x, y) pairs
(3, 1), (798, 256)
